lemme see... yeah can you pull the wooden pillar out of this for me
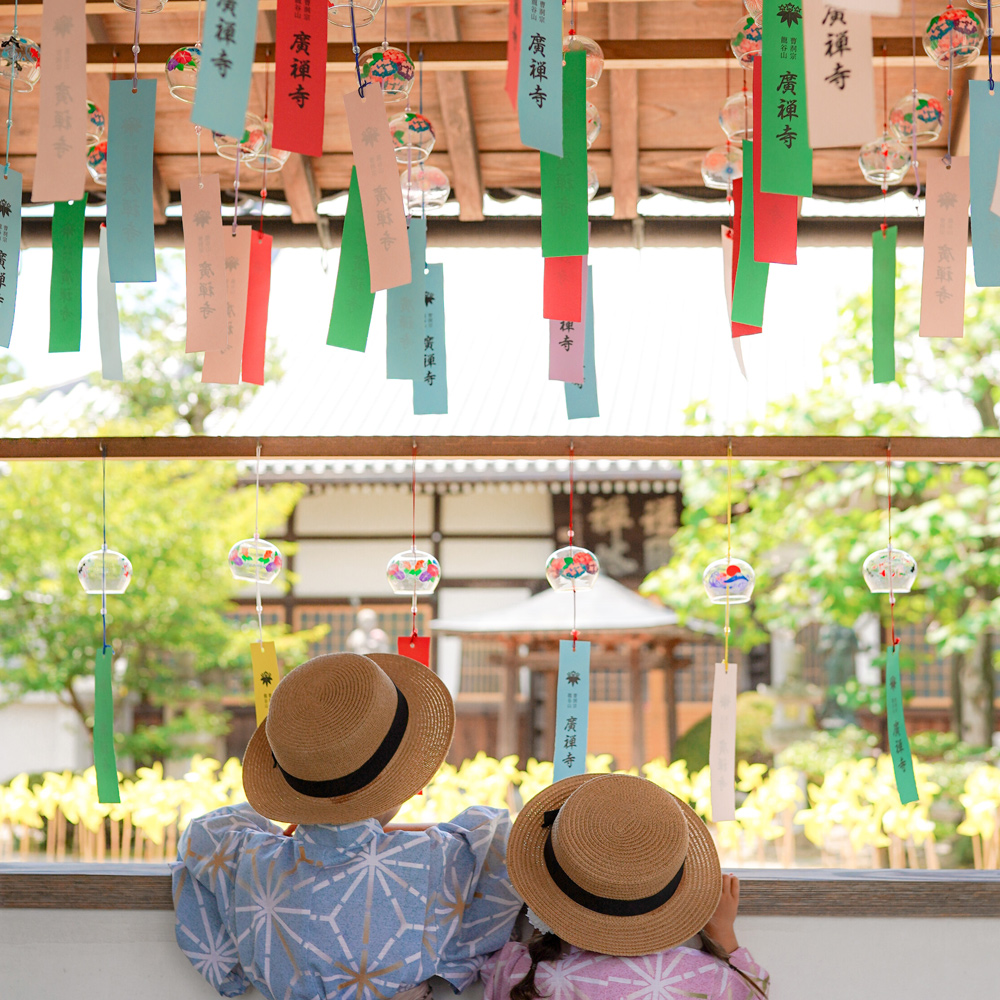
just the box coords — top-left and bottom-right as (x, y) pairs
(629, 643), (644, 770)
(498, 640), (519, 759)
(665, 643), (679, 761)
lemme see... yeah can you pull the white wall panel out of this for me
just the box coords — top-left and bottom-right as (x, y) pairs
(438, 539), (554, 579)
(294, 538), (430, 597)
(295, 489), (433, 536)
(440, 491), (553, 535)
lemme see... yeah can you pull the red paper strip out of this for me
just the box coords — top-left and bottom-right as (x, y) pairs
(397, 635), (431, 666)
(273, 0), (327, 157)
(730, 179), (762, 339)
(202, 226), (252, 384)
(543, 255), (584, 321)
(505, 0), (521, 110)
(752, 59), (797, 265)
(242, 231), (272, 385)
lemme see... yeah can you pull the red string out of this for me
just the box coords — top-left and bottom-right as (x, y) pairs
(569, 443), (579, 650)
(259, 51), (271, 234)
(410, 443), (418, 642)
(881, 43), (889, 228)
(886, 444), (899, 648)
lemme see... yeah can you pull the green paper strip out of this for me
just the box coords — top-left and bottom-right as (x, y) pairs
(732, 142), (769, 327)
(760, 0), (813, 196)
(885, 645), (918, 804)
(540, 49), (588, 258)
(327, 167), (375, 352)
(94, 647), (121, 804)
(49, 195), (88, 353)
(872, 225), (897, 384)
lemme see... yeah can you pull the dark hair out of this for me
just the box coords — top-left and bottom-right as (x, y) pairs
(698, 932), (768, 999)
(509, 931), (562, 1000)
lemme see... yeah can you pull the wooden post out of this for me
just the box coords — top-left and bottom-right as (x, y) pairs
(497, 640), (519, 760)
(665, 643), (679, 761)
(629, 644), (644, 770)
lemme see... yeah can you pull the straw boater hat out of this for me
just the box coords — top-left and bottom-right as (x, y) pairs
(242, 652), (455, 825)
(507, 772), (722, 956)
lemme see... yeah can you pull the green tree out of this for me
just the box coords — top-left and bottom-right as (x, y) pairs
(642, 270), (1000, 746)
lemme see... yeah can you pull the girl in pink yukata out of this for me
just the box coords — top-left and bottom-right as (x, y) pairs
(482, 772), (768, 1000)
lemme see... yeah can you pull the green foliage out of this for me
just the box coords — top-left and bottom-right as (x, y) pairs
(673, 691), (775, 772)
(775, 725), (879, 782)
(0, 354), (24, 385)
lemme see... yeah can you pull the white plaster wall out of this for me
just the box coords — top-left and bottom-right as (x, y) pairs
(0, 694), (90, 781)
(436, 587), (532, 620)
(438, 539), (555, 579)
(440, 491), (553, 535)
(2, 908), (996, 1000)
(294, 538), (431, 597)
(295, 489), (434, 536)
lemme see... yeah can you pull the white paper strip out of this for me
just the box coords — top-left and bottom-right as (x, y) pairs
(709, 660), (738, 823)
(97, 226), (123, 381)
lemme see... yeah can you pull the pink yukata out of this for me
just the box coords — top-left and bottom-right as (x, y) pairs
(481, 940), (769, 1000)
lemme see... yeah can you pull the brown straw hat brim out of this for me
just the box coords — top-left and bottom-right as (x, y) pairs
(508, 773), (722, 957)
(242, 653), (455, 825)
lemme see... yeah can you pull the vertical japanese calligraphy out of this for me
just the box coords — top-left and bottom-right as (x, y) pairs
(968, 81), (1000, 286)
(251, 641), (282, 727)
(413, 263), (448, 415)
(94, 647), (121, 804)
(49, 196), (87, 353)
(343, 87), (411, 291)
(242, 231), (273, 386)
(328, 167), (375, 351)
(106, 79), (157, 284)
(872, 225), (897, 383)
(540, 50), (588, 258)
(181, 175), (229, 352)
(505, 0), (521, 110)
(33, 0), (87, 203)
(0, 169), (21, 349)
(192, 0), (261, 138)
(729, 189), (764, 339)
(549, 258), (587, 382)
(97, 226), (123, 381)
(553, 639), (591, 782)
(731, 157), (769, 329)
(761, 0), (813, 196)
(709, 661), (738, 822)
(565, 264), (599, 419)
(543, 254), (584, 322)
(387, 217), (428, 378)
(920, 157), (969, 339)
(274, 0), (327, 156)
(885, 645), (918, 804)
(802, 0), (876, 149)
(202, 226), (252, 384)
(517, 0), (562, 156)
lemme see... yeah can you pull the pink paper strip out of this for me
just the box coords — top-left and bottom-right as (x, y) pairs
(181, 175), (229, 352)
(549, 258), (587, 382)
(343, 87), (411, 292)
(753, 59), (797, 265)
(709, 660), (738, 823)
(505, 0), (521, 110)
(919, 156), (969, 339)
(33, 0), (87, 202)
(242, 230), (272, 385)
(201, 227), (252, 384)
(543, 254), (583, 321)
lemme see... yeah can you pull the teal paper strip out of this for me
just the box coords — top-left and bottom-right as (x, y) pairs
(872, 225), (897, 384)
(553, 639), (591, 781)
(540, 50), (588, 258)
(760, 0), (813, 196)
(566, 263), (599, 419)
(885, 645), (918, 804)
(328, 167), (375, 352)
(413, 263), (447, 415)
(94, 647), (121, 804)
(968, 81), (1000, 287)
(732, 146), (769, 327)
(97, 226), (123, 380)
(0, 168), (21, 348)
(386, 217), (428, 379)
(517, 0), (562, 156)
(49, 195), (87, 353)
(192, 0), (260, 138)
(107, 79), (157, 283)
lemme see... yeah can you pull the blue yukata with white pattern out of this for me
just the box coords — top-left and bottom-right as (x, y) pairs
(171, 803), (521, 1000)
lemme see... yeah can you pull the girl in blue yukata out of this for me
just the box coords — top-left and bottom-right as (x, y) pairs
(171, 652), (522, 1000)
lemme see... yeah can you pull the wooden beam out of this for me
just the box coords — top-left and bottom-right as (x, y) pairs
(3, 436), (1000, 463)
(425, 8), (484, 222)
(609, 4), (639, 219)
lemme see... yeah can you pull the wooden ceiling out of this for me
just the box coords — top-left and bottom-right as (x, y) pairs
(0, 0), (979, 242)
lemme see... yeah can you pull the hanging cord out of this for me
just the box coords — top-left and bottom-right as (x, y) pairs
(945, 35), (954, 167)
(724, 442), (733, 672)
(131, 6), (141, 94)
(569, 443), (579, 651)
(259, 51), (271, 232)
(101, 443), (108, 653)
(349, 5), (367, 96)
(880, 43), (889, 233)
(194, 0), (203, 184)
(232, 146), (240, 234)
(196, 0), (203, 47)
(410, 442), (419, 643)
(419, 50), (425, 216)
(2, 0), (19, 180)
(886, 444), (899, 648)
(570, 0), (576, 35)
(254, 442), (264, 647)
(383, 0), (388, 50)
(989, 0), (995, 94)
(910, 0), (921, 198)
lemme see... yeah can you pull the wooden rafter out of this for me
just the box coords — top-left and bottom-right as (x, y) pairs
(608, 4), (639, 219)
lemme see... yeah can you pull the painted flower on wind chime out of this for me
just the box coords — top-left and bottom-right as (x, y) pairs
(701, 144), (743, 190)
(86, 100), (106, 147)
(78, 546), (133, 595)
(0, 36), (40, 93)
(719, 91), (754, 143)
(862, 547), (918, 594)
(87, 142), (108, 186)
(228, 538), (284, 584)
(545, 541), (600, 592)
(401, 163), (451, 213)
(703, 558), (755, 604)
(389, 113), (436, 164)
(888, 93), (945, 145)
(858, 133), (912, 187)
(328, 0), (385, 28)
(744, 0), (764, 22)
(165, 45), (201, 104)
(243, 120), (291, 174)
(386, 549), (441, 595)
(585, 102), (602, 147)
(730, 16), (762, 70)
(213, 112), (267, 162)
(922, 6), (984, 69)
(360, 45), (415, 104)
(563, 34), (605, 88)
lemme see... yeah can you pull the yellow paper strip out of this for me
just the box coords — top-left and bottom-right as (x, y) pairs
(251, 641), (282, 727)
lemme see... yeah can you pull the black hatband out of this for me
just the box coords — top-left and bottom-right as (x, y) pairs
(271, 683), (409, 798)
(541, 808), (686, 917)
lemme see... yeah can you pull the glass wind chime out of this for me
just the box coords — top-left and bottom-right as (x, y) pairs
(863, 447), (919, 805)
(562, 2), (605, 201)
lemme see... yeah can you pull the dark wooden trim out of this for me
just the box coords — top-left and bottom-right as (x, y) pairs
(3, 865), (998, 917)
